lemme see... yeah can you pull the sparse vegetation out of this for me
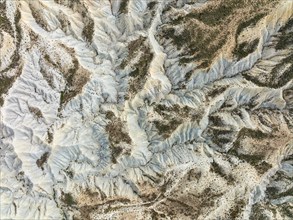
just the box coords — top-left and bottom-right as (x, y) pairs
(207, 86), (228, 98)
(210, 161), (235, 183)
(62, 192), (76, 206)
(0, 3), (13, 36)
(161, 26), (225, 68)
(30, 4), (49, 31)
(280, 206), (293, 218)
(187, 169), (201, 181)
(59, 89), (77, 107)
(229, 128), (273, 173)
(36, 152), (49, 170)
(266, 186), (279, 199)
(269, 187), (293, 200)
(127, 44), (153, 98)
(120, 36), (146, 69)
(273, 169), (292, 182)
(119, 0), (129, 14)
(272, 55), (293, 88)
(105, 111), (115, 120)
(242, 16), (293, 88)
(152, 103), (205, 139)
(105, 111), (131, 145)
(118, 36), (153, 99)
(29, 106), (43, 118)
(54, 0), (80, 9)
(209, 128), (232, 146)
(104, 205), (123, 213)
(153, 119), (182, 139)
(110, 146), (123, 163)
(150, 209), (166, 219)
(208, 115), (223, 126)
(243, 53), (293, 88)
(59, 58), (90, 109)
(255, 161), (272, 174)
(235, 13), (266, 37)
(64, 168), (74, 179)
(159, 0), (276, 69)
(0, 9), (23, 106)
(153, 104), (201, 138)
(105, 111), (131, 162)
(229, 199), (246, 219)
(82, 18), (94, 42)
(2, 1), (292, 219)
(233, 38), (259, 60)
(276, 18), (293, 50)
(0, 76), (14, 106)
(75, 206), (96, 220)
(250, 205), (270, 220)
(184, 0), (239, 26)
(160, 186), (222, 219)
(154, 104), (199, 120)
(235, 128), (270, 143)
(15, 9), (22, 44)
(147, 2), (156, 10)
(235, 153), (270, 172)
(77, 198), (130, 219)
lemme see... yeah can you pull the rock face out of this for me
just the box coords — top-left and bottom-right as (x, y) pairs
(0, 0), (293, 219)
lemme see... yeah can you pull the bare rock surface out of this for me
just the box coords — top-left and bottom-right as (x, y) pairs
(0, 0), (293, 219)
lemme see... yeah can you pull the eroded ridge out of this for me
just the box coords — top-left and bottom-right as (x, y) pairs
(0, 0), (293, 219)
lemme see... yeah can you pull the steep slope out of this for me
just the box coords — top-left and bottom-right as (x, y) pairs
(1, 0), (293, 219)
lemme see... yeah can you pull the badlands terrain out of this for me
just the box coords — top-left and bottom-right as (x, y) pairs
(1, 0), (293, 219)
